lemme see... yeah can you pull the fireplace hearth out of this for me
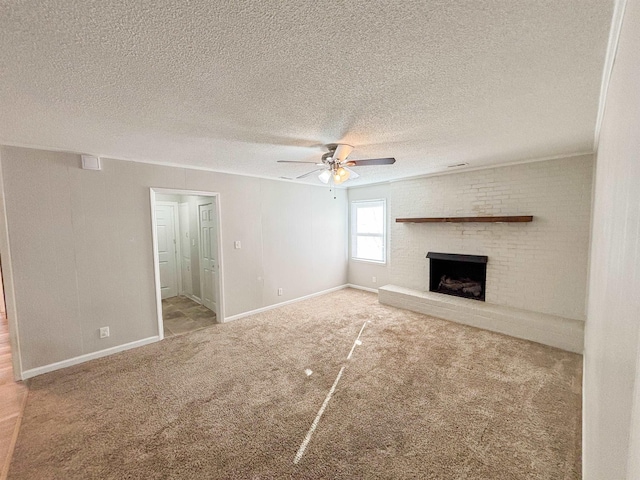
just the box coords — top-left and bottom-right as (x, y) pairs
(426, 252), (488, 301)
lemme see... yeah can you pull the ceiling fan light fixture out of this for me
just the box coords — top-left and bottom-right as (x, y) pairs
(318, 170), (331, 184)
(333, 167), (350, 184)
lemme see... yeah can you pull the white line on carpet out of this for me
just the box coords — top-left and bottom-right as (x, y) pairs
(293, 366), (345, 464)
(347, 321), (367, 360)
(293, 321), (368, 465)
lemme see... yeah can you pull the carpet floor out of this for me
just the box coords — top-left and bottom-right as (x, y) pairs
(9, 289), (582, 479)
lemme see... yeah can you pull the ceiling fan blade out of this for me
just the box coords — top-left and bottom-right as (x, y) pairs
(344, 157), (396, 167)
(296, 168), (326, 179)
(277, 160), (324, 165)
(332, 144), (354, 163)
(343, 166), (360, 179)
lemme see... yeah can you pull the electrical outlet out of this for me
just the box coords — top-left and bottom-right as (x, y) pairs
(99, 326), (110, 339)
(278, 288), (283, 296)
(234, 240), (241, 249)
(372, 276), (377, 283)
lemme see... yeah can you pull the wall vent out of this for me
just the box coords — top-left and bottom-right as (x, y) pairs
(81, 155), (101, 170)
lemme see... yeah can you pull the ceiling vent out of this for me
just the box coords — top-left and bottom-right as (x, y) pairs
(446, 162), (469, 168)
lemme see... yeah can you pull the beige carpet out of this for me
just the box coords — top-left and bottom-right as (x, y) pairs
(9, 289), (582, 479)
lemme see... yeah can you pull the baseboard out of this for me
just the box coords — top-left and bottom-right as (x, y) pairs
(224, 284), (349, 322)
(182, 293), (201, 304)
(379, 285), (584, 353)
(20, 336), (161, 380)
(347, 284), (378, 293)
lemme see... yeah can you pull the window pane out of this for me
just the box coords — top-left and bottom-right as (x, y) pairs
(356, 205), (384, 234)
(356, 235), (384, 261)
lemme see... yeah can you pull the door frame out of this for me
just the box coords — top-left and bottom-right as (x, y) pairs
(150, 188), (225, 340)
(155, 201), (182, 298)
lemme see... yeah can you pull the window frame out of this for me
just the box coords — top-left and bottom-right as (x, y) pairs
(351, 199), (387, 264)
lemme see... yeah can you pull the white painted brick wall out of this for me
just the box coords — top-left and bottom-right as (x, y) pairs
(389, 155), (593, 320)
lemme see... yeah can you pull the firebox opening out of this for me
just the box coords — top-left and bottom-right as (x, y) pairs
(426, 252), (488, 301)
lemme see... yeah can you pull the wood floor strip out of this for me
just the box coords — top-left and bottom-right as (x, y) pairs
(0, 386), (27, 480)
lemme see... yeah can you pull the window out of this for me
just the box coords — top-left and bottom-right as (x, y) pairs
(351, 199), (386, 263)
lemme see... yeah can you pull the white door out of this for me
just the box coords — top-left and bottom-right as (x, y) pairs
(179, 202), (192, 296)
(199, 202), (218, 313)
(156, 204), (179, 299)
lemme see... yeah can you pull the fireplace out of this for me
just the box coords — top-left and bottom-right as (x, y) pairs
(426, 252), (488, 301)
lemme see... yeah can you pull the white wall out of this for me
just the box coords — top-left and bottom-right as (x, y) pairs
(155, 194), (181, 203)
(349, 155), (593, 320)
(584, 0), (640, 477)
(0, 146), (348, 374)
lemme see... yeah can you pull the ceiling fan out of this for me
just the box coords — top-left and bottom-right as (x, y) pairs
(278, 144), (396, 185)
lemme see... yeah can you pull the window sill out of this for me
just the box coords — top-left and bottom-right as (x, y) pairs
(350, 258), (387, 266)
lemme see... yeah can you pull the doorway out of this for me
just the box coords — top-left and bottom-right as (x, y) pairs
(0, 256), (28, 477)
(151, 189), (224, 339)
(0, 259), (15, 384)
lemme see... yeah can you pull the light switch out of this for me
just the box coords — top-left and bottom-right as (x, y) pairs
(234, 241), (241, 249)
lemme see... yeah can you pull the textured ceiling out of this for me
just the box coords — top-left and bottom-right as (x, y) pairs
(0, 1), (613, 186)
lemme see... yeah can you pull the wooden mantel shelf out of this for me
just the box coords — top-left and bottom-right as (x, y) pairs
(396, 215), (533, 223)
